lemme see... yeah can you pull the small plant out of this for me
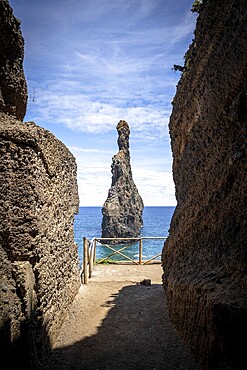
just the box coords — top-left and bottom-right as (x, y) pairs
(191, 0), (203, 13)
(172, 64), (184, 73)
(183, 49), (191, 71)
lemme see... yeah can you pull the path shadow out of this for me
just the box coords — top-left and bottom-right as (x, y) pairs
(50, 284), (200, 370)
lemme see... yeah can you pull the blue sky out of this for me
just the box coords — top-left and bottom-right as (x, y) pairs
(10, 0), (197, 206)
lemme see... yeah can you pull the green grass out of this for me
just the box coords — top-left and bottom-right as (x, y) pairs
(96, 259), (118, 265)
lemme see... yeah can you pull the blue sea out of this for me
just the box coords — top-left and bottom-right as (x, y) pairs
(74, 206), (175, 265)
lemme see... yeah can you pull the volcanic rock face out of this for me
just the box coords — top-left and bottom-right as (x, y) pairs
(0, 1), (80, 368)
(0, 114), (80, 368)
(101, 120), (144, 241)
(0, 0), (27, 120)
(162, 1), (247, 370)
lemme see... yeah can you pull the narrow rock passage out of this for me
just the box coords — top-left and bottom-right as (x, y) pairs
(51, 265), (201, 370)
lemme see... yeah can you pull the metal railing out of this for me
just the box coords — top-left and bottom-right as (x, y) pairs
(81, 236), (167, 284)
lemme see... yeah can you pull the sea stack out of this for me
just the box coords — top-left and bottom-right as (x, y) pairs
(101, 120), (144, 241)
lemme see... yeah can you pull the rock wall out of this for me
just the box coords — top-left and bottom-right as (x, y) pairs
(101, 120), (144, 241)
(0, 1), (80, 368)
(0, 0), (27, 120)
(0, 114), (80, 368)
(162, 1), (247, 370)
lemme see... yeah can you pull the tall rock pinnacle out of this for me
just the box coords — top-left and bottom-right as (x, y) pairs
(117, 119), (130, 153)
(101, 120), (144, 241)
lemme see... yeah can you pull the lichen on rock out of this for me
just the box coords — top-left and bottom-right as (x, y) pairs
(101, 120), (144, 242)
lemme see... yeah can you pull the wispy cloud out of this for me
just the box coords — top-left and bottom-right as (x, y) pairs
(74, 152), (176, 207)
(13, 0), (197, 206)
(69, 143), (176, 207)
(24, 0), (196, 141)
(28, 89), (171, 140)
(69, 146), (113, 154)
(133, 169), (176, 207)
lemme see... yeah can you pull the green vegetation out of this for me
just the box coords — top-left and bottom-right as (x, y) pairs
(191, 0), (202, 13)
(96, 259), (118, 265)
(172, 64), (184, 72)
(183, 49), (191, 71)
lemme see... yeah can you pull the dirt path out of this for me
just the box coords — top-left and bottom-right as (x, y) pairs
(51, 264), (201, 370)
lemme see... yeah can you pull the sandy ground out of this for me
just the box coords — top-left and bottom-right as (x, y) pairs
(51, 264), (201, 370)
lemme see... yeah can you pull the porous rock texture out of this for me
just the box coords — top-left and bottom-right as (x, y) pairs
(162, 1), (247, 370)
(0, 0), (27, 120)
(0, 1), (80, 369)
(101, 120), (144, 241)
(0, 114), (80, 369)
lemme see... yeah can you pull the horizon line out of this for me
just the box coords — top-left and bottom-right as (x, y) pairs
(78, 205), (177, 207)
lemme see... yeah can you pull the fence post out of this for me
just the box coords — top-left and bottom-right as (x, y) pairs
(139, 238), (142, 265)
(83, 237), (88, 284)
(88, 241), (93, 278)
(93, 238), (96, 265)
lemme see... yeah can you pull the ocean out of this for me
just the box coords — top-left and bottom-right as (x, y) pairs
(74, 206), (175, 266)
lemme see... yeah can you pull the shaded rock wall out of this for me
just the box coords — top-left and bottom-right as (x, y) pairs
(102, 120), (144, 241)
(0, 1), (80, 368)
(0, 114), (80, 368)
(0, 0), (27, 120)
(162, 1), (247, 370)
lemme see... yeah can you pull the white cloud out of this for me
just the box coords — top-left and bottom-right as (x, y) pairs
(28, 89), (171, 139)
(70, 145), (176, 207)
(69, 146), (113, 154)
(132, 168), (176, 207)
(18, 0), (196, 207)
(76, 166), (176, 207)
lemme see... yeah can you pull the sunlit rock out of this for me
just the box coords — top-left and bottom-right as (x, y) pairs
(162, 1), (247, 369)
(101, 120), (144, 242)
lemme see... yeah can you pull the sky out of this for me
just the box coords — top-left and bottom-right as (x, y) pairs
(10, 0), (197, 207)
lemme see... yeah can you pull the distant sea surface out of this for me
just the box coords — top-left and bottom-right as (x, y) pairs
(74, 206), (175, 265)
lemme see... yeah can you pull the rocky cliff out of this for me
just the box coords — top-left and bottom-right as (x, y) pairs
(0, 114), (80, 368)
(101, 120), (144, 241)
(0, 0), (27, 120)
(162, 1), (247, 370)
(0, 1), (80, 368)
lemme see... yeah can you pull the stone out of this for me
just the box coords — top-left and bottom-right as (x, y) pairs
(162, 1), (247, 369)
(0, 4), (80, 366)
(101, 120), (144, 242)
(0, 113), (80, 368)
(0, 0), (27, 120)
(140, 279), (151, 285)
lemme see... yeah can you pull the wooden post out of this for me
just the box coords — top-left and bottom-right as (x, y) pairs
(93, 238), (96, 265)
(83, 237), (88, 284)
(139, 238), (142, 265)
(88, 241), (93, 278)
